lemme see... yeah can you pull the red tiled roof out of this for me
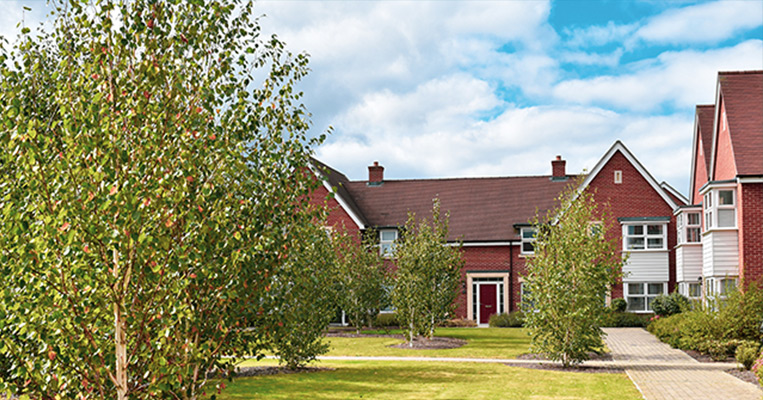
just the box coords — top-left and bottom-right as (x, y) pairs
(696, 104), (715, 176)
(718, 71), (763, 176)
(311, 158), (369, 227)
(344, 175), (577, 242)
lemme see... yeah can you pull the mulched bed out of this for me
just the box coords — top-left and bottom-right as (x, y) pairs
(679, 349), (761, 389)
(233, 366), (334, 377)
(505, 362), (625, 374)
(682, 349), (735, 363)
(327, 332), (468, 350)
(517, 352), (614, 362)
(207, 366), (334, 378)
(725, 368), (761, 389)
(508, 352), (623, 374)
(388, 336), (467, 350)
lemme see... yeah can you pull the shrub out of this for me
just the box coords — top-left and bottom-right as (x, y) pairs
(441, 318), (478, 328)
(489, 312), (525, 328)
(610, 298), (627, 313)
(735, 341), (760, 370)
(374, 313), (398, 328)
(753, 352), (763, 385)
(602, 312), (652, 327)
(651, 292), (690, 317)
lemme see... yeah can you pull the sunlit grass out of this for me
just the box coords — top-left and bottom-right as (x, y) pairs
(322, 327), (531, 359)
(215, 359), (641, 400)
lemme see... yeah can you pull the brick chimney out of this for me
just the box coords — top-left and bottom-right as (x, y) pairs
(368, 161), (384, 185)
(552, 155), (566, 180)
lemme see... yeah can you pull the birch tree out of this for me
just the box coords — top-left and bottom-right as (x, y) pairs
(392, 200), (463, 345)
(0, 0), (325, 398)
(523, 181), (622, 367)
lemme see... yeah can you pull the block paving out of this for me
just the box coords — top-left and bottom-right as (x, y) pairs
(603, 327), (762, 400)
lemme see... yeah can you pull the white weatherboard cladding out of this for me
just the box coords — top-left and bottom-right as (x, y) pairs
(702, 230), (739, 277)
(676, 245), (703, 282)
(622, 251), (669, 282)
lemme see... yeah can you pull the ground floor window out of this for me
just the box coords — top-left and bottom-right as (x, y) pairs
(625, 282), (665, 312)
(678, 282), (702, 299)
(705, 277), (737, 298)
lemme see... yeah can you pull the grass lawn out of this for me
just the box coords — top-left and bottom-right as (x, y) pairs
(216, 359), (642, 400)
(324, 327), (530, 359)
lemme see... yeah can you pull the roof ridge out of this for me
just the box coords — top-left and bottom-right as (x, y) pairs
(719, 70), (763, 76)
(347, 174), (585, 183)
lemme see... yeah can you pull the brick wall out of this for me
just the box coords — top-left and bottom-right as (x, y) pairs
(588, 151), (678, 296)
(308, 184), (361, 238)
(455, 245), (520, 319)
(713, 101), (738, 181)
(692, 136), (709, 205)
(739, 182), (763, 283)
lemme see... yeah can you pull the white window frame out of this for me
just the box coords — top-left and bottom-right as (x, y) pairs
(379, 229), (398, 257)
(614, 170), (622, 184)
(622, 223), (667, 251)
(625, 282), (666, 313)
(720, 278), (737, 297)
(679, 282), (702, 299)
(520, 227), (536, 255)
(702, 186), (737, 230)
(677, 211), (701, 244)
(688, 282), (702, 298)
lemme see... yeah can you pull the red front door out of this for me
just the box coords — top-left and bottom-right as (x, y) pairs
(479, 284), (498, 324)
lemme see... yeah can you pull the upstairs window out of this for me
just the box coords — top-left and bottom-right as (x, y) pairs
(520, 227), (537, 255)
(703, 188), (736, 229)
(677, 212), (701, 244)
(623, 223), (666, 250)
(379, 229), (397, 257)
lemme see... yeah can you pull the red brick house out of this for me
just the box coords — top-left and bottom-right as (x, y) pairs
(312, 140), (681, 323)
(675, 70), (763, 299)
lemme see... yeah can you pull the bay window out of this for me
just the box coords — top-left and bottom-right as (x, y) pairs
(703, 187), (737, 229)
(677, 211), (701, 244)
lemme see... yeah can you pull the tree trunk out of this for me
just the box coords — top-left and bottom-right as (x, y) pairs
(114, 250), (127, 400)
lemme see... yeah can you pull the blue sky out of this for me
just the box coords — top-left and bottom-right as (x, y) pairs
(3, 0), (762, 196)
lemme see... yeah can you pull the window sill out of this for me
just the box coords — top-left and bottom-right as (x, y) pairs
(621, 249), (668, 253)
(702, 227), (738, 234)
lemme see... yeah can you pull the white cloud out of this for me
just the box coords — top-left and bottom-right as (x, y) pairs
(317, 75), (693, 192)
(558, 49), (623, 67)
(563, 21), (637, 48)
(552, 40), (763, 111)
(635, 0), (763, 44)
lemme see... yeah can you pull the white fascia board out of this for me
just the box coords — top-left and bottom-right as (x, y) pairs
(708, 80), (723, 180)
(308, 163), (366, 230)
(319, 179), (366, 230)
(575, 141), (679, 211)
(660, 181), (689, 206)
(698, 180), (737, 196)
(673, 206), (701, 216)
(688, 112), (701, 201)
(738, 177), (763, 184)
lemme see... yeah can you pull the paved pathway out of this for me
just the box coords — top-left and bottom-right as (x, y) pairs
(603, 327), (762, 400)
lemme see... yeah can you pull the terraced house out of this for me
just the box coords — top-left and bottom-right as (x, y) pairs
(312, 70), (762, 322)
(311, 140), (682, 323)
(675, 70), (763, 300)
